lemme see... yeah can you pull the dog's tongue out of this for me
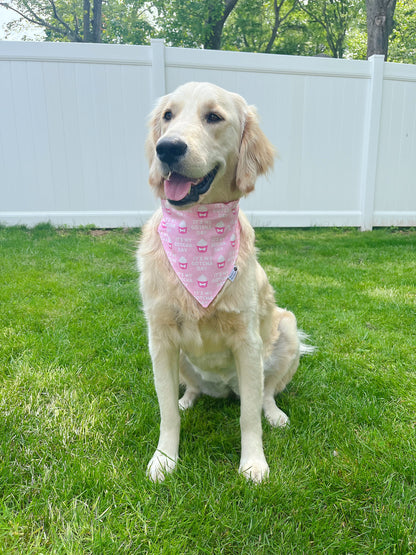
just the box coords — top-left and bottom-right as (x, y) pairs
(164, 173), (193, 201)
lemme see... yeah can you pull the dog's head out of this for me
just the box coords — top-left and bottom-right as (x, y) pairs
(146, 82), (275, 207)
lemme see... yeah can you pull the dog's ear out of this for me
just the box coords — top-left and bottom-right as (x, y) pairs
(236, 106), (275, 195)
(146, 101), (165, 189)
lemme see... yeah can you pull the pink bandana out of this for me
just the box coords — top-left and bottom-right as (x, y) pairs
(158, 200), (240, 307)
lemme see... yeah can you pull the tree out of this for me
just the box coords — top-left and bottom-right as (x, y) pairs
(0, 0), (152, 43)
(264, 0), (299, 52)
(298, 0), (364, 58)
(205, 0), (239, 50)
(152, 0), (240, 50)
(0, 0), (103, 42)
(223, 0), (299, 53)
(389, 0), (416, 63)
(366, 0), (397, 58)
(101, 0), (153, 44)
(83, 0), (102, 42)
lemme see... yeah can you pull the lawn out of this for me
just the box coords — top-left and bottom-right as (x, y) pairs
(0, 224), (415, 554)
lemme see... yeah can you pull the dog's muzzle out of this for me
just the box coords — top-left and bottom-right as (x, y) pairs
(156, 137), (219, 206)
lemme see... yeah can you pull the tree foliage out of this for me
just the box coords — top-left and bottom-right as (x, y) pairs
(1, 0), (152, 43)
(102, 0), (153, 44)
(299, 0), (365, 58)
(389, 0), (416, 63)
(222, 0), (301, 53)
(1, 0), (101, 41)
(151, 0), (239, 49)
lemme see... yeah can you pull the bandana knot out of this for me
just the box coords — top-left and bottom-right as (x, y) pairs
(158, 200), (240, 307)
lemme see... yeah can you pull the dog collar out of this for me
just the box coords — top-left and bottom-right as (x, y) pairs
(158, 200), (240, 307)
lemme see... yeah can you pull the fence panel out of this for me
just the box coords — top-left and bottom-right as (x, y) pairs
(374, 64), (416, 226)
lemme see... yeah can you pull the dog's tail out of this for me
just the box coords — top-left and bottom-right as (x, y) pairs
(298, 330), (316, 356)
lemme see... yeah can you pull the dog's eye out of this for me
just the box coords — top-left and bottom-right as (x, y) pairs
(163, 110), (173, 121)
(206, 112), (224, 124)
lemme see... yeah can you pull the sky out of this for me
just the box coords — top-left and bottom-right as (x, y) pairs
(0, 4), (44, 40)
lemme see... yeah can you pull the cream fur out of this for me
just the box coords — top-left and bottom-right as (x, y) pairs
(138, 82), (304, 483)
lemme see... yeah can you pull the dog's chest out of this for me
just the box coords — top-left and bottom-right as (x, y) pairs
(186, 349), (235, 376)
(180, 319), (237, 377)
(183, 347), (238, 395)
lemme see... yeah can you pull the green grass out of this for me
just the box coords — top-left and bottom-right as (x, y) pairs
(0, 224), (415, 554)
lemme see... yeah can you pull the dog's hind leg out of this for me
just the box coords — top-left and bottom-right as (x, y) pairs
(178, 354), (201, 410)
(263, 311), (300, 428)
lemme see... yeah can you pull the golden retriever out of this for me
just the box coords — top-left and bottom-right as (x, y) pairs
(138, 82), (310, 483)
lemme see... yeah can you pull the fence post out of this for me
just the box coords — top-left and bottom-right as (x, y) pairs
(151, 39), (166, 102)
(360, 54), (385, 231)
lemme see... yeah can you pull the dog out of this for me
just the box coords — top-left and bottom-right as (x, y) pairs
(138, 82), (311, 483)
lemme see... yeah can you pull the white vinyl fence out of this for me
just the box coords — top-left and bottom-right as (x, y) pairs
(0, 40), (415, 229)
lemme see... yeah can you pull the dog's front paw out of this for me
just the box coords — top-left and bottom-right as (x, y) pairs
(147, 451), (177, 483)
(239, 458), (270, 484)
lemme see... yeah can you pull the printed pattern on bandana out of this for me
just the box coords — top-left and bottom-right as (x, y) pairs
(158, 199), (240, 308)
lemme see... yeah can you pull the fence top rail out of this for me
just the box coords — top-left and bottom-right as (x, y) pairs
(0, 40), (369, 78)
(0, 41), (151, 66)
(165, 45), (371, 79)
(383, 61), (416, 81)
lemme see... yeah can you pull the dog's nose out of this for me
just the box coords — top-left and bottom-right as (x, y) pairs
(156, 138), (187, 165)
